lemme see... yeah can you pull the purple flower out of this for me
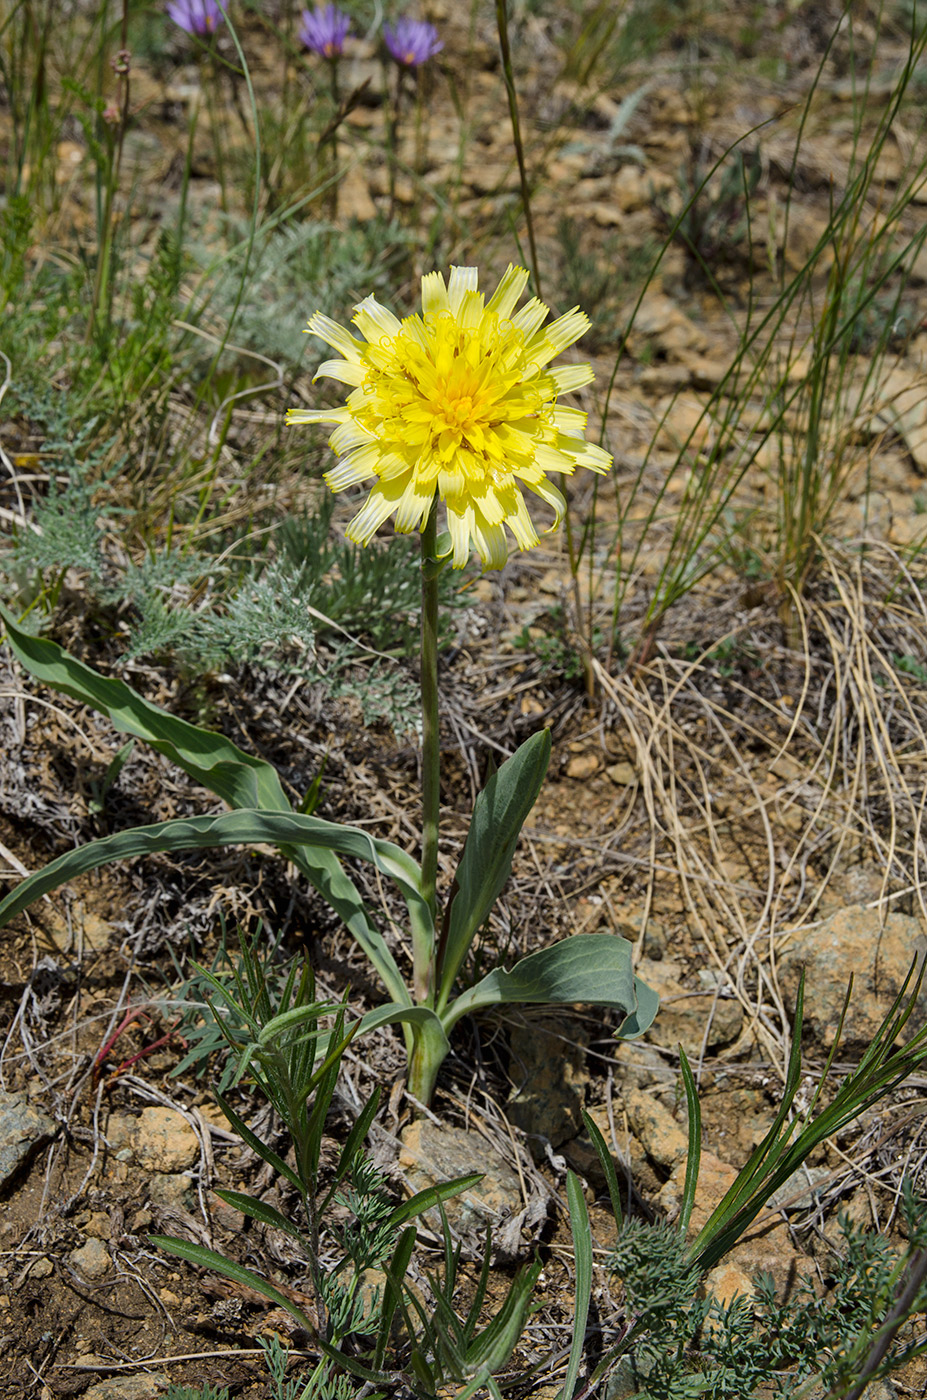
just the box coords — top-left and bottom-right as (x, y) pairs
(383, 16), (442, 68)
(299, 4), (352, 57)
(167, 0), (224, 35)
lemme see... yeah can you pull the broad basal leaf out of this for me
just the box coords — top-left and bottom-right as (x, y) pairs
(0, 604), (291, 810)
(0, 605), (399, 985)
(0, 808), (424, 1007)
(436, 729), (550, 1011)
(444, 932), (657, 1038)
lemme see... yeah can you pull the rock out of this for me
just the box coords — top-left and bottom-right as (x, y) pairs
(0, 1090), (56, 1191)
(398, 1121), (522, 1237)
(800, 1382), (898, 1400)
(778, 904), (927, 1049)
(70, 1236), (111, 1280)
(625, 1088), (688, 1169)
(636, 958), (744, 1055)
(134, 1107), (199, 1172)
(562, 1103), (619, 1184)
(507, 1014), (588, 1150)
(766, 1164), (830, 1211)
(623, 292), (708, 360)
(82, 1376), (169, 1399)
(148, 1173), (195, 1211)
(565, 751), (601, 780)
(606, 761), (636, 787)
(653, 393), (715, 455)
(704, 1259), (754, 1306)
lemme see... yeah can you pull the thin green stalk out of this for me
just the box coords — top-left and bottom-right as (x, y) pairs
(419, 497), (440, 981)
(494, 0), (541, 297)
(326, 53), (340, 218)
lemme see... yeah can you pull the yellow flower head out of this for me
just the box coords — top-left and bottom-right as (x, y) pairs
(287, 264), (612, 569)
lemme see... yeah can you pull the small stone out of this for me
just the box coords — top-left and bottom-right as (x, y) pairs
(70, 1236), (110, 1280)
(0, 1091), (56, 1192)
(625, 1088), (688, 1169)
(704, 1260), (754, 1307)
(606, 761), (636, 786)
(29, 1257), (53, 1279)
(85, 1211), (111, 1240)
(766, 1165), (830, 1211)
(637, 958), (743, 1054)
(82, 1376), (169, 1400)
(148, 1172), (195, 1210)
(566, 751), (601, 780)
(134, 1107), (199, 1172)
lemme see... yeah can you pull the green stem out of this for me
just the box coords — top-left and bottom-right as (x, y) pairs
(419, 497), (440, 996)
(495, 0), (542, 298)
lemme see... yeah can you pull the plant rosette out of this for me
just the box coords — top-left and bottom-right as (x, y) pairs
(0, 265), (658, 1104)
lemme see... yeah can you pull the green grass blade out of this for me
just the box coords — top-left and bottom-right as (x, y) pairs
(212, 1188), (303, 1243)
(387, 1172), (485, 1228)
(677, 1048), (702, 1239)
(559, 1170), (592, 1400)
(581, 1107), (623, 1228)
(214, 1092), (303, 1192)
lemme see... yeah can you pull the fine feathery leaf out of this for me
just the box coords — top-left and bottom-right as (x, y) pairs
(0, 603), (291, 810)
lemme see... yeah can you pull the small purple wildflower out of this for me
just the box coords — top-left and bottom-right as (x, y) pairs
(383, 16), (442, 68)
(167, 0), (224, 35)
(299, 4), (352, 57)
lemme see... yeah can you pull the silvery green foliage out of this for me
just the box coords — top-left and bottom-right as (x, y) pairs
(163, 1385), (230, 1400)
(608, 1196), (927, 1399)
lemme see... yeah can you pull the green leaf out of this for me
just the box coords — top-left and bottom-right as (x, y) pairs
(214, 1093), (303, 1192)
(437, 729), (551, 1011)
(444, 932), (656, 1034)
(354, 1001), (451, 1056)
(580, 1107), (623, 1227)
(0, 606), (416, 1007)
(212, 1188), (304, 1243)
(0, 603), (291, 810)
(150, 1235), (390, 1383)
(374, 1226), (417, 1371)
(458, 1256), (543, 1377)
(0, 807), (423, 1008)
(150, 1234), (316, 1333)
(387, 1172), (484, 1228)
(560, 1171), (592, 1400)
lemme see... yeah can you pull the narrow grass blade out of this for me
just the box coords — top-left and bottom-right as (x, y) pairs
(387, 1172), (484, 1227)
(559, 1169), (592, 1400)
(212, 1189), (303, 1243)
(214, 1092), (302, 1192)
(374, 1226), (416, 1370)
(581, 1107), (623, 1227)
(677, 1048), (702, 1238)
